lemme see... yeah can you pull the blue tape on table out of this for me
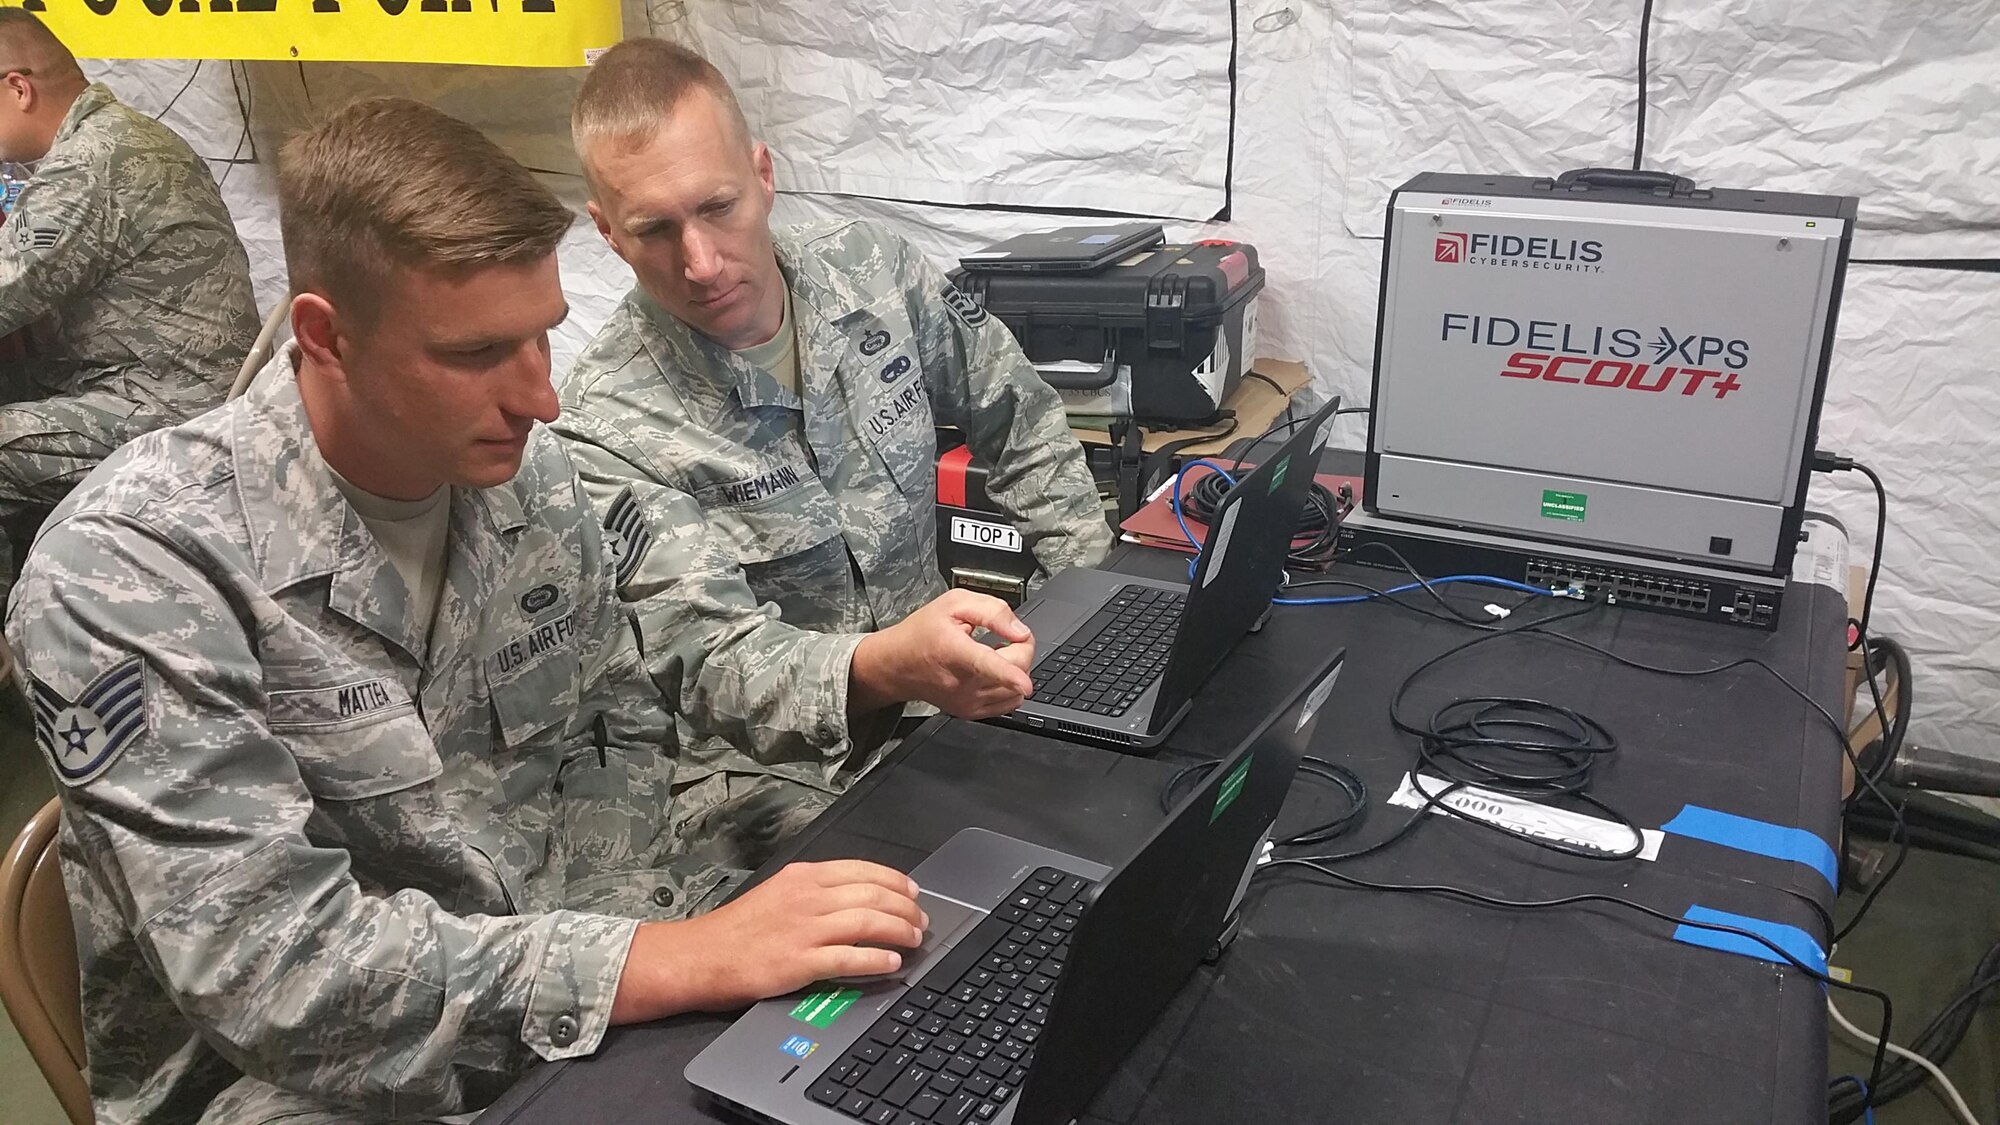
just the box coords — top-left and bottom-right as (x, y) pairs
(1659, 805), (1838, 889)
(1671, 904), (1827, 973)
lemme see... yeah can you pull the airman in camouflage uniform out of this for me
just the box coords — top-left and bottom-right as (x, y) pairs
(7, 360), (699, 1124)
(559, 222), (1112, 855)
(6, 95), (925, 1125)
(560, 42), (1112, 872)
(0, 13), (257, 599)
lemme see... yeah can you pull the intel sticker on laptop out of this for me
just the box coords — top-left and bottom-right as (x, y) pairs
(780, 1035), (819, 1059)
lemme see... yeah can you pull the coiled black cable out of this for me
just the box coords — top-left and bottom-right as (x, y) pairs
(1170, 403), (1369, 569)
(1400, 695), (1640, 859)
(1180, 468), (1347, 567)
(1385, 601), (1644, 861)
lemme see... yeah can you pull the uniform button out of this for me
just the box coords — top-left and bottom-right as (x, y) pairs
(652, 886), (676, 909)
(550, 1014), (580, 1047)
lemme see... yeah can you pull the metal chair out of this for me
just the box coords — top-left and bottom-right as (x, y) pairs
(227, 299), (291, 402)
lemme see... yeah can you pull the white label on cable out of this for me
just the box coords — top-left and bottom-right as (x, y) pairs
(1296, 662), (1343, 732)
(1201, 502), (1241, 588)
(1386, 773), (1664, 861)
(949, 515), (1023, 553)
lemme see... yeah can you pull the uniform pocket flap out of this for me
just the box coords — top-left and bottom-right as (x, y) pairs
(705, 484), (844, 565)
(485, 613), (583, 747)
(285, 714), (442, 801)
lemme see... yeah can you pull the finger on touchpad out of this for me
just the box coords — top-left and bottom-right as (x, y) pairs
(907, 895), (980, 963)
(835, 894), (982, 984)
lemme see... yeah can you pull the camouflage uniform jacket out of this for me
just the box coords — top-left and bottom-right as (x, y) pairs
(5, 356), (706, 1125)
(0, 82), (256, 415)
(555, 219), (1111, 789)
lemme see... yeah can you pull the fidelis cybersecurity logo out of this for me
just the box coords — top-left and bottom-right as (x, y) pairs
(1441, 312), (1752, 402)
(1434, 231), (1605, 274)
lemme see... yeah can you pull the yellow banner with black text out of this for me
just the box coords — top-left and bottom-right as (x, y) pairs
(0, 0), (619, 67)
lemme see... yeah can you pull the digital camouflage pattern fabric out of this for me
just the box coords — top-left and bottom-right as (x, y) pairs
(0, 83), (256, 413)
(555, 220), (1110, 867)
(5, 353), (719, 1125)
(0, 82), (257, 601)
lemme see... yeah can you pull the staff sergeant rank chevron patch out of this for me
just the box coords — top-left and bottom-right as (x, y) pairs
(33, 657), (147, 786)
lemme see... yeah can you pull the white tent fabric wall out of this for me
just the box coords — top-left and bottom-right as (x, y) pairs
(80, 0), (1998, 761)
(676, 0), (1234, 218)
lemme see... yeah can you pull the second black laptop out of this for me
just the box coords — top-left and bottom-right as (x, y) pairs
(956, 223), (1165, 274)
(991, 395), (1341, 750)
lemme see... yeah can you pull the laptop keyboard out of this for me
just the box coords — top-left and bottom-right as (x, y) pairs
(1031, 585), (1184, 717)
(806, 866), (1097, 1124)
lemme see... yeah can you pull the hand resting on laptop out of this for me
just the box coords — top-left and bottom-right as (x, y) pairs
(608, 860), (929, 1021)
(850, 588), (1037, 719)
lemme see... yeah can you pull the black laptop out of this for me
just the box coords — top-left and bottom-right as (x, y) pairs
(955, 223), (1166, 274)
(685, 642), (1346, 1125)
(991, 395), (1341, 750)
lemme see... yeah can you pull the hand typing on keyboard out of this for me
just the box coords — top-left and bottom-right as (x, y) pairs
(1028, 585), (1182, 717)
(851, 589), (1037, 719)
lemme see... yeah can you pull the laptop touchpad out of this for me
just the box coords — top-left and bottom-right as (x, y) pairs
(828, 888), (984, 976)
(1011, 599), (1092, 661)
(835, 892), (981, 985)
(900, 893), (981, 980)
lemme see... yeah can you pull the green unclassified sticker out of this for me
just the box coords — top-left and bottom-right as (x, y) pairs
(1267, 455), (1291, 494)
(1540, 489), (1587, 522)
(789, 987), (860, 1028)
(1212, 756), (1251, 822)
